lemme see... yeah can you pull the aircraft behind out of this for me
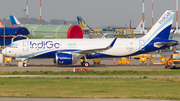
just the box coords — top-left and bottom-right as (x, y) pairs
(133, 20), (147, 34)
(0, 21), (5, 27)
(9, 15), (21, 27)
(136, 20), (145, 30)
(77, 16), (92, 30)
(77, 16), (148, 34)
(3, 10), (178, 67)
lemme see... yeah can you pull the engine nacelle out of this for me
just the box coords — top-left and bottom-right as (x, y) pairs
(55, 53), (73, 65)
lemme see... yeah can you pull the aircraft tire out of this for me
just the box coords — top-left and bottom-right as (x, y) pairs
(84, 62), (89, 67)
(23, 63), (27, 67)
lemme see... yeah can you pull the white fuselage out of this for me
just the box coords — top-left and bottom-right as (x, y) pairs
(3, 38), (140, 58)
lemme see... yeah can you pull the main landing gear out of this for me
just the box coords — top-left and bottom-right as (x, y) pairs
(81, 56), (89, 67)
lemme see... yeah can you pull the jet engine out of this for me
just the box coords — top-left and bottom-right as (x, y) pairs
(55, 53), (73, 65)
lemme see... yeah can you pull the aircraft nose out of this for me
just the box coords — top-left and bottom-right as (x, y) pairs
(2, 48), (6, 55)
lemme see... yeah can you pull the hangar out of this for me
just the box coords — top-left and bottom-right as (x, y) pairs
(19, 25), (83, 39)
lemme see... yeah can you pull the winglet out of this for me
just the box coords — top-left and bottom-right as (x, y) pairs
(102, 34), (107, 39)
(109, 37), (117, 48)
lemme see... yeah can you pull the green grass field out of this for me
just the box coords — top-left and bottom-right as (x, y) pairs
(1, 70), (180, 75)
(0, 77), (180, 100)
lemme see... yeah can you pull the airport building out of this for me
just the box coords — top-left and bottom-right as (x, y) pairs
(19, 25), (83, 39)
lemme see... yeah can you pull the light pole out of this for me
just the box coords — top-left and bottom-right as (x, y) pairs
(3, 18), (5, 48)
(23, 9), (26, 24)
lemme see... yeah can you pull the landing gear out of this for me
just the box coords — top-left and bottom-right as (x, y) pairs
(81, 62), (89, 67)
(23, 59), (28, 67)
(81, 56), (89, 67)
(17, 58), (28, 67)
(23, 63), (27, 67)
(84, 62), (89, 67)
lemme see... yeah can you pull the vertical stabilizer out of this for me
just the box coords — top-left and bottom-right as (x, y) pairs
(136, 20), (146, 30)
(9, 15), (21, 25)
(142, 10), (175, 41)
(77, 16), (92, 29)
(0, 21), (5, 27)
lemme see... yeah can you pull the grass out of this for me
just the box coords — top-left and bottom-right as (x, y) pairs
(0, 77), (180, 100)
(1, 70), (180, 75)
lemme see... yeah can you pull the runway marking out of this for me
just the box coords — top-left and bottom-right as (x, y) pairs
(1, 75), (180, 78)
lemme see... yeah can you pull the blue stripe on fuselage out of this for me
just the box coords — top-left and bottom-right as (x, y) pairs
(30, 49), (81, 58)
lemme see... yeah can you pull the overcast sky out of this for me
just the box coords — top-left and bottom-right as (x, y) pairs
(0, 0), (179, 28)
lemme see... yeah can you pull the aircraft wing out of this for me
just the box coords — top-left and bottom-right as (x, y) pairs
(75, 37), (117, 55)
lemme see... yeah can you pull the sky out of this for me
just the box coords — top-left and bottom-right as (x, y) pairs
(0, 0), (179, 28)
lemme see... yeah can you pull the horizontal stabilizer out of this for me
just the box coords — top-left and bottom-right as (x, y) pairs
(154, 40), (178, 48)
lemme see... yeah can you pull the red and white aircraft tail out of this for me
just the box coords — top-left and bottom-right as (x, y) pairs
(0, 21), (5, 27)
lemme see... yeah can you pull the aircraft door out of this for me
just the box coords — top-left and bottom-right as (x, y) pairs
(139, 40), (145, 51)
(23, 41), (29, 51)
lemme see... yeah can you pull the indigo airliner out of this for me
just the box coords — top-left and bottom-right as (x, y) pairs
(2, 10), (178, 67)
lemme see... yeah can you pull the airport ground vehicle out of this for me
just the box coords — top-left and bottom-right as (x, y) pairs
(165, 51), (180, 68)
(5, 57), (12, 65)
(93, 58), (101, 65)
(118, 57), (130, 64)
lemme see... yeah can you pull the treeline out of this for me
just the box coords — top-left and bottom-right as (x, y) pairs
(0, 17), (77, 27)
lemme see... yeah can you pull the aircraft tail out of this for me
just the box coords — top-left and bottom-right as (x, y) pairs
(9, 15), (21, 25)
(142, 10), (175, 40)
(136, 20), (145, 30)
(0, 21), (5, 27)
(77, 16), (92, 29)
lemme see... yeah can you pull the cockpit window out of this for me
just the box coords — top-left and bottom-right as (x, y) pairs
(8, 43), (18, 48)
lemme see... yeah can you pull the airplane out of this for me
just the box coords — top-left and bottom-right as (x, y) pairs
(77, 16), (92, 30)
(136, 20), (145, 30)
(133, 20), (147, 34)
(0, 21), (5, 27)
(2, 10), (178, 67)
(9, 15), (21, 27)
